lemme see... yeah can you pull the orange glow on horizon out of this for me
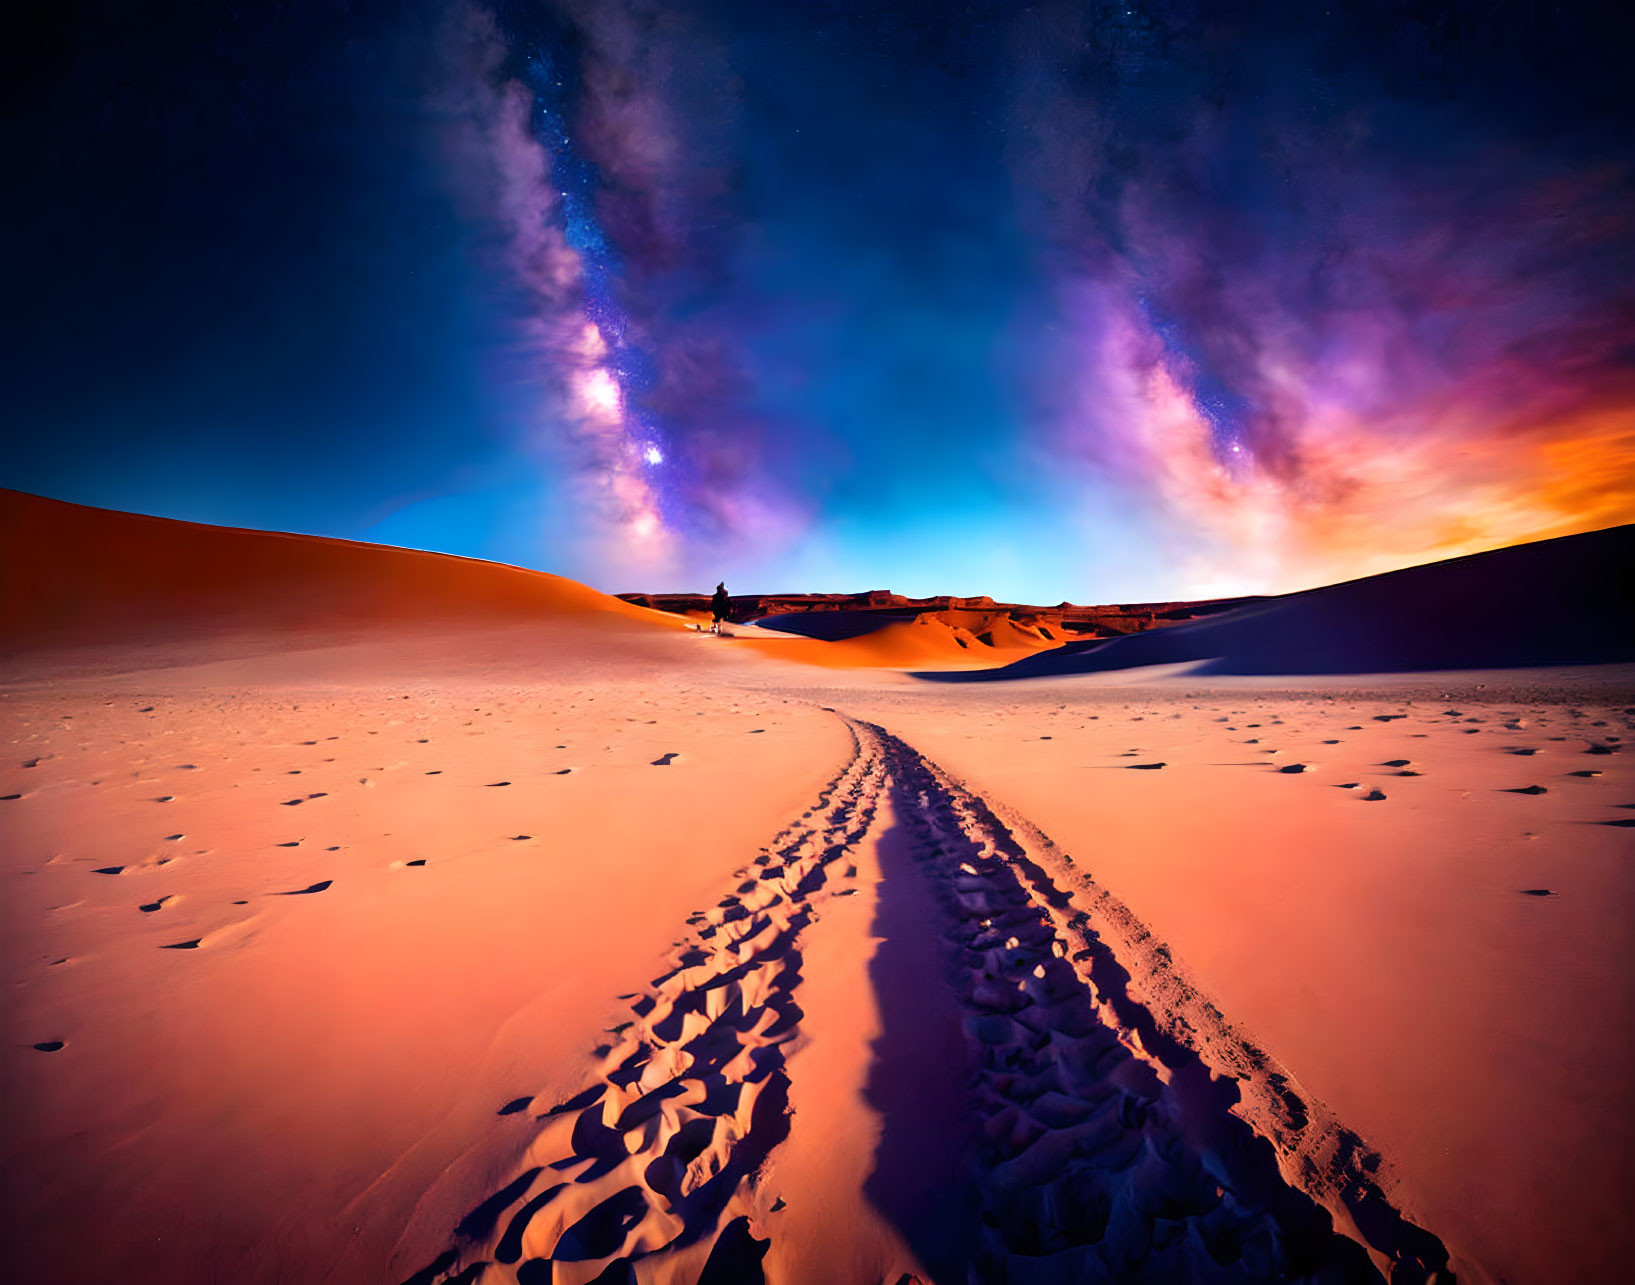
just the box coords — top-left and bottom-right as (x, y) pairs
(1097, 308), (1635, 596)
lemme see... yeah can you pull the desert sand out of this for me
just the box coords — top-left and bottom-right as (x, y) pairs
(3, 490), (1632, 1284)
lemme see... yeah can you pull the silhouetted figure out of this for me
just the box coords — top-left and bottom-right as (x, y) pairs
(711, 582), (730, 634)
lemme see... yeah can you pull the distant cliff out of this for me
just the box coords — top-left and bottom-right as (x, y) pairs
(614, 589), (1262, 637)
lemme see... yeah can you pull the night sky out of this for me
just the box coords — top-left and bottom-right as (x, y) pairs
(5, 1), (1633, 599)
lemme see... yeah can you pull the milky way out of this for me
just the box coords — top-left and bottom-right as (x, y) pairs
(450, 0), (1634, 595)
(453, 4), (675, 568)
(7, 0), (1633, 598)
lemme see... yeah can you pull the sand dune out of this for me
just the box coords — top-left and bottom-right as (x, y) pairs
(4, 493), (1631, 1284)
(741, 611), (1061, 670)
(0, 488), (675, 653)
(927, 523), (1635, 680)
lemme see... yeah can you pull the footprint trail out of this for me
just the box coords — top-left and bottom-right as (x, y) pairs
(400, 715), (1451, 1284)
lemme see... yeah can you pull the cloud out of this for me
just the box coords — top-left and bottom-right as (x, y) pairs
(429, 0), (1635, 597)
(1006, 2), (1635, 594)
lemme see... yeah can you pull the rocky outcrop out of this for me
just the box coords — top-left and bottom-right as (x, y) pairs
(615, 588), (1263, 635)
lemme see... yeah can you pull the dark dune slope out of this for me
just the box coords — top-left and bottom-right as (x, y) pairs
(920, 524), (1635, 680)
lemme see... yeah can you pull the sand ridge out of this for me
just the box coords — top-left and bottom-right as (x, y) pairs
(0, 488), (683, 656)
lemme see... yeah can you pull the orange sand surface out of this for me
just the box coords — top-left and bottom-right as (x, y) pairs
(2, 633), (851, 1284)
(814, 669), (1635, 1285)
(4, 491), (1633, 1284)
(736, 612), (1062, 670)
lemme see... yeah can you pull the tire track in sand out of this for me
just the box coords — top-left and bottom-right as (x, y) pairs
(399, 714), (1451, 1284)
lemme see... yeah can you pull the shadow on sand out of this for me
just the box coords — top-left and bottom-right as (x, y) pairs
(912, 523), (1635, 682)
(857, 731), (1450, 1281)
(863, 814), (983, 1279)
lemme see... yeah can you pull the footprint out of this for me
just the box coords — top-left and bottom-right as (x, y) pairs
(651, 754), (681, 766)
(278, 880), (333, 895)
